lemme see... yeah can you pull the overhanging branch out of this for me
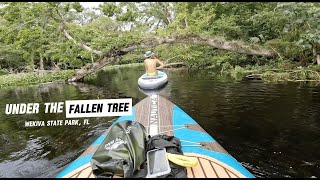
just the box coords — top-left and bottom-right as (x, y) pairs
(67, 34), (277, 82)
(57, 9), (103, 56)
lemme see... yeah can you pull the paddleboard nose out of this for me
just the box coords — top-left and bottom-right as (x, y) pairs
(138, 82), (168, 96)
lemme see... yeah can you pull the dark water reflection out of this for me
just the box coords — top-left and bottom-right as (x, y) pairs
(0, 65), (319, 178)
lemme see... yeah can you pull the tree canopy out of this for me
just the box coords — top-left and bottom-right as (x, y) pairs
(0, 2), (319, 75)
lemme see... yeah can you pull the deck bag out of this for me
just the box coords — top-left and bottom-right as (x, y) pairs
(90, 120), (147, 178)
(133, 134), (188, 178)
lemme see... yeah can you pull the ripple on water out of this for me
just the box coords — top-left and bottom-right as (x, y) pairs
(0, 68), (319, 178)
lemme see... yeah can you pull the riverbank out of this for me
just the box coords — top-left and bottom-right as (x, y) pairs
(84, 63), (144, 81)
(0, 70), (75, 88)
(217, 64), (320, 84)
(1, 63), (320, 88)
(0, 64), (144, 88)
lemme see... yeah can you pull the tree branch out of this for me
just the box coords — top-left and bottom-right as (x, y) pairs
(57, 9), (103, 56)
(67, 34), (277, 82)
(120, 35), (276, 57)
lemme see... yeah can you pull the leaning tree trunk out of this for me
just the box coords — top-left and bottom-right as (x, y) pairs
(67, 50), (124, 82)
(65, 35), (277, 82)
(56, 9), (102, 57)
(313, 45), (320, 65)
(61, 25), (276, 82)
(30, 50), (35, 70)
(316, 44), (320, 65)
(121, 35), (276, 58)
(39, 53), (44, 70)
(52, 62), (60, 71)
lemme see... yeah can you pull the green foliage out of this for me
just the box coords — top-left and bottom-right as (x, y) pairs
(260, 69), (320, 82)
(0, 45), (26, 71)
(0, 70), (75, 88)
(120, 52), (144, 64)
(0, 69), (9, 75)
(0, 2), (319, 84)
(262, 71), (290, 82)
(84, 63), (144, 82)
(100, 2), (122, 17)
(230, 66), (246, 80)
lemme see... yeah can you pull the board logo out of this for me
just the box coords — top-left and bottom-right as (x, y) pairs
(104, 138), (127, 150)
(125, 125), (132, 134)
(149, 95), (159, 136)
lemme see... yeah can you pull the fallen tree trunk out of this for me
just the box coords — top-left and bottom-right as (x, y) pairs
(67, 54), (121, 82)
(138, 35), (276, 58)
(117, 35), (276, 58)
(55, 5), (277, 82)
(63, 32), (276, 82)
(66, 36), (276, 82)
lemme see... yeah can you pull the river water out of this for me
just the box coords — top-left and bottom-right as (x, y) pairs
(0, 65), (319, 178)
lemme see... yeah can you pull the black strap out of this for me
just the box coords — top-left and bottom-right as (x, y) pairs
(130, 135), (187, 178)
(131, 160), (148, 178)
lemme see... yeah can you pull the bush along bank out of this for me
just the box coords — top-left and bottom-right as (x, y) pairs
(218, 64), (320, 83)
(0, 70), (76, 88)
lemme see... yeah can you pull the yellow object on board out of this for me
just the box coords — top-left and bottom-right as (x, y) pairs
(166, 153), (198, 167)
(146, 71), (157, 76)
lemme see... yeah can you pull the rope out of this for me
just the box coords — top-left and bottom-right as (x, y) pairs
(156, 125), (204, 146)
(158, 127), (186, 134)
